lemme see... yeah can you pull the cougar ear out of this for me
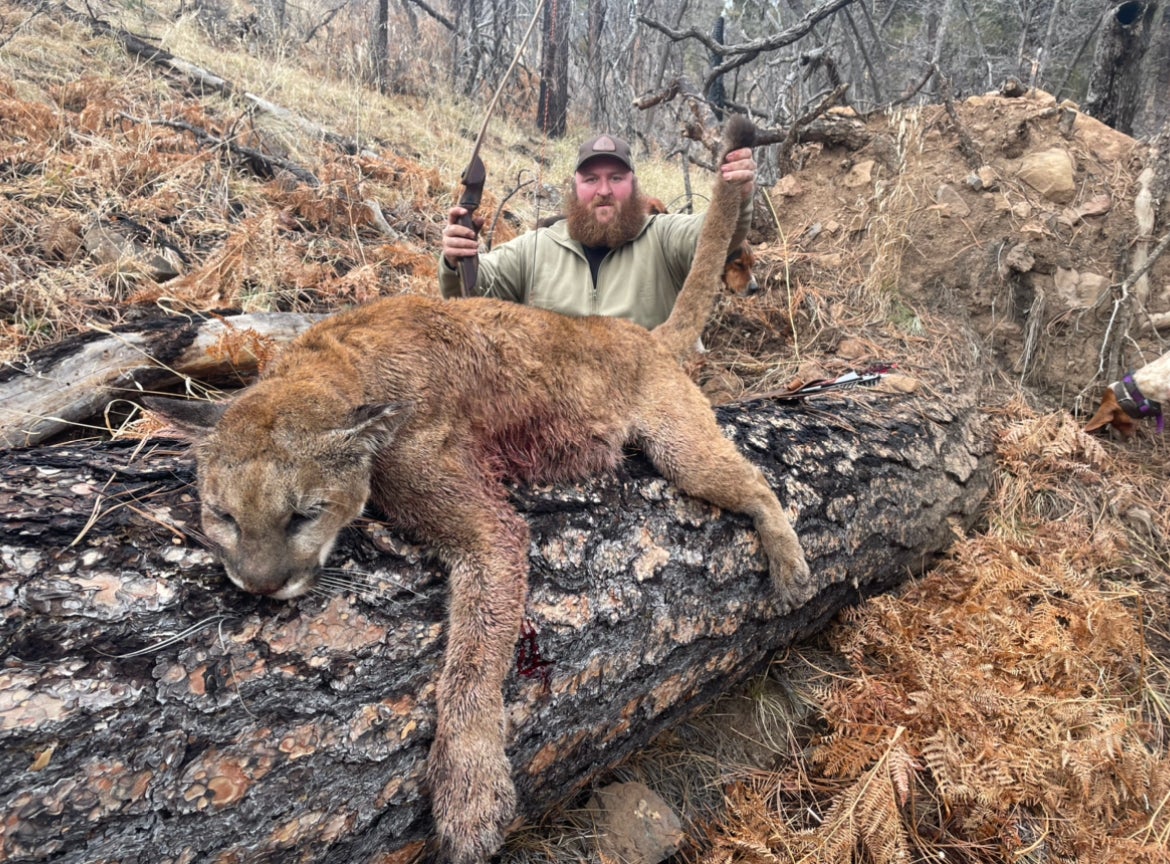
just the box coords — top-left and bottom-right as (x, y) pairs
(338, 402), (414, 451)
(142, 396), (228, 440)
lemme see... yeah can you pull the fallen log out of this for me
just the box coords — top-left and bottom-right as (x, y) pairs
(0, 312), (323, 450)
(0, 388), (990, 862)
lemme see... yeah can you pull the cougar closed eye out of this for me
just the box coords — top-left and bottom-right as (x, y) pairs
(287, 507), (324, 536)
(206, 505), (237, 529)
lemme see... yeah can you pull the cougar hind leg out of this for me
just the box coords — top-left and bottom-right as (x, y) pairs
(634, 384), (813, 612)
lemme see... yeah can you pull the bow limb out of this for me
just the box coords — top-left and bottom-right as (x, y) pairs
(450, 0), (545, 299)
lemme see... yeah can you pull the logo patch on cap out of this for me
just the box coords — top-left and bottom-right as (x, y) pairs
(575, 133), (634, 172)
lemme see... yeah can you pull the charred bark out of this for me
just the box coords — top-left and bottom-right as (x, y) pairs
(1083, 0), (1170, 137)
(0, 389), (989, 863)
(536, 0), (570, 138)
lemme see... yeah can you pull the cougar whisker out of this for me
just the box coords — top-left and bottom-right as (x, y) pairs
(102, 614), (235, 658)
(320, 566), (427, 599)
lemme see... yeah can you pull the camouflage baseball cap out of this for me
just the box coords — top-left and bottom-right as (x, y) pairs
(575, 134), (635, 173)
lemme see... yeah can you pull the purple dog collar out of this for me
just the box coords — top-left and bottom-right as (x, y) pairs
(1113, 373), (1164, 433)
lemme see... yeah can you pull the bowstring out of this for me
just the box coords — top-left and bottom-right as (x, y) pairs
(530, 0), (557, 294)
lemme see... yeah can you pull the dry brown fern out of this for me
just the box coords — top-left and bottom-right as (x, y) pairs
(721, 403), (1170, 864)
(204, 317), (280, 373)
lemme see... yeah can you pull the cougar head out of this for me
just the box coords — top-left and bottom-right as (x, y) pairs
(146, 389), (410, 600)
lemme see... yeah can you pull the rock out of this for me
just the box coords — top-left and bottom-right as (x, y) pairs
(936, 184), (971, 217)
(1053, 267), (1110, 308)
(1019, 220), (1051, 240)
(997, 196), (1032, 218)
(1073, 111), (1137, 163)
(1002, 243), (1035, 276)
(775, 175), (803, 197)
(1000, 78), (1027, 98)
(1058, 194), (1111, 226)
(836, 337), (870, 360)
(1016, 148), (1076, 204)
(83, 223), (183, 283)
(842, 159), (874, 188)
(585, 782), (684, 864)
(877, 374), (922, 394)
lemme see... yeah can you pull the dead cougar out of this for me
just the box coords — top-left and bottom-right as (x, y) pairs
(148, 115), (810, 864)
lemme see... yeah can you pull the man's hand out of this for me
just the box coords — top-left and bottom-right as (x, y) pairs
(720, 147), (757, 198)
(442, 206), (484, 268)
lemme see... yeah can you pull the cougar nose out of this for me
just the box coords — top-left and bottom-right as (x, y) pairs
(228, 540), (297, 597)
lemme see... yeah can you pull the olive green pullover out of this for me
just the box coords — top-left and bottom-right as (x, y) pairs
(439, 195), (752, 330)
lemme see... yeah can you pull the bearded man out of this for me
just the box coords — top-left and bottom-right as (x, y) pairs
(438, 133), (756, 330)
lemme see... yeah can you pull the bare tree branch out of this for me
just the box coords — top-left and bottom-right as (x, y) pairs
(0, 0), (47, 48)
(776, 82), (851, 173)
(938, 75), (982, 170)
(878, 62), (938, 113)
(402, 0), (454, 32)
(633, 78), (684, 110)
(638, 0), (859, 89)
(302, 0), (353, 44)
(843, 7), (882, 104)
(119, 113), (321, 186)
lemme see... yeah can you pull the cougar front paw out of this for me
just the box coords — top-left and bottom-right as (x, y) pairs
(770, 544), (814, 614)
(428, 732), (517, 864)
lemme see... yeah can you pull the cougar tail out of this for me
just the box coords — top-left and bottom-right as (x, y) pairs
(653, 114), (757, 362)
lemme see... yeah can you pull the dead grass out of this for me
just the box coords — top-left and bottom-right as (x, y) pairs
(0, 2), (709, 364)
(745, 413), (1168, 864)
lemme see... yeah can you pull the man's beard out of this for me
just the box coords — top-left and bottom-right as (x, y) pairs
(565, 180), (648, 248)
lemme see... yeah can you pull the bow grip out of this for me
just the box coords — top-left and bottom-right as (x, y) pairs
(456, 155), (486, 298)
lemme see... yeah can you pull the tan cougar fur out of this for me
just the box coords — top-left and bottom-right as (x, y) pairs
(147, 115), (811, 864)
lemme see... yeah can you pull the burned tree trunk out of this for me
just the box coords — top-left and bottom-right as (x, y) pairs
(1083, 0), (1170, 137)
(0, 389), (989, 863)
(536, 0), (570, 138)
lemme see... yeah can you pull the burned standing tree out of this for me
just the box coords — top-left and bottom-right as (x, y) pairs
(1083, 0), (1170, 136)
(706, 15), (726, 121)
(536, 0), (570, 137)
(0, 339), (990, 861)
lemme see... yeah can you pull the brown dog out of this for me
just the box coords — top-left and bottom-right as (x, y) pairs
(1084, 349), (1170, 437)
(722, 240), (759, 295)
(146, 116), (808, 864)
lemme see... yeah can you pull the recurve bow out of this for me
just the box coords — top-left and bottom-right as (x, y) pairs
(453, 0), (546, 298)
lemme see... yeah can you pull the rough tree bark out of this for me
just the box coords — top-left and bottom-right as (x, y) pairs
(0, 385), (989, 863)
(373, 0), (390, 93)
(1083, 0), (1170, 137)
(536, 0), (570, 138)
(706, 15), (726, 121)
(586, 0), (607, 127)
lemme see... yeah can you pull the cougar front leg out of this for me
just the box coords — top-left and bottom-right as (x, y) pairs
(636, 391), (813, 612)
(426, 505), (530, 864)
(692, 449), (812, 612)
